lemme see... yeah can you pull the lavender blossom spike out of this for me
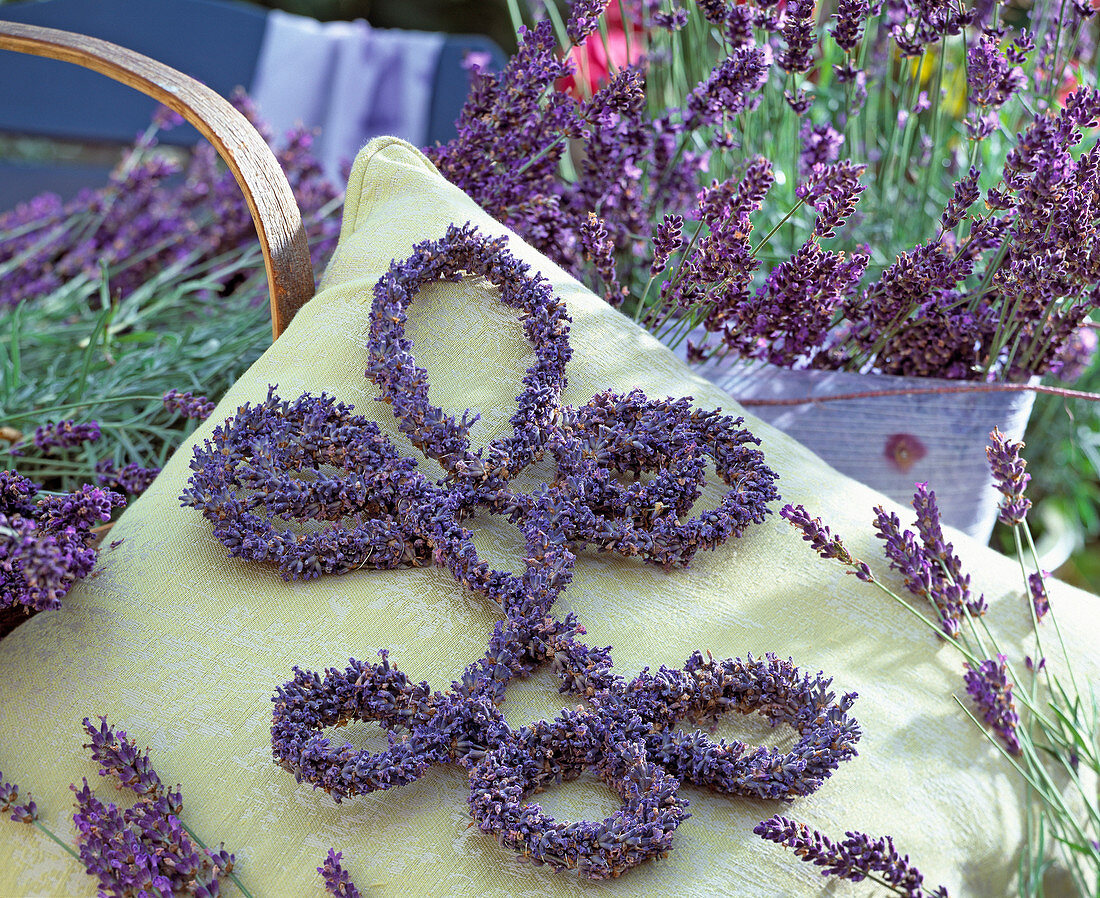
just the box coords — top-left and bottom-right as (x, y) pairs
(964, 654), (1022, 754)
(986, 427), (1031, 526)
(754, 815), (949, 897)
(319, 849), (364, 898)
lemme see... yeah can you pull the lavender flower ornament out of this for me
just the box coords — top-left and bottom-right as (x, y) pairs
(180, 224), (859, 878)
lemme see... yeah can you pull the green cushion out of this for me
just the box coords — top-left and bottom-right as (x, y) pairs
(1, 137), (1096, 897)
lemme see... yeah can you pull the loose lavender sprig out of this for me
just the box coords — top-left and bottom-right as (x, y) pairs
(74, 717), (245, 898)
(1, 478), (124, 613)
(319, 849), (363, 898)
(0, 771), (38, 824)
(784, 430), (1100, 893)
(987, 426), (1031, 526)
(780, 504), (873, 581)
(754, 815), (949, 897)
(963, 655), (1021, 755)
(12, 419), (101, 456)
(163, 389), (215, 422)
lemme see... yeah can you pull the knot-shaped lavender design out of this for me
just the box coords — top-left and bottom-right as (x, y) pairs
(181, 223), (859, 879)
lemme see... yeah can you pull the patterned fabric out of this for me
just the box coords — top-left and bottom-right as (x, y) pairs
(1, 138), (1097, 896)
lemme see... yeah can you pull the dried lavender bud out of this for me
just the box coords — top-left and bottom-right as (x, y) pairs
(25, 419), (101, 454)
(1028, 571), (1050, 623)
(319, 849), (363, 898)
(780, 504), (873, 581)
(755, 816), (949, 897)
(181, 388), (436, 581)
(271, 652), (442, 802)
(964, 654), (1021, 754)
(163, 388), (215, 421)
(986, 427), (1031, 526)
(425, 487), (576, 621)
(549, 390), (780, 569)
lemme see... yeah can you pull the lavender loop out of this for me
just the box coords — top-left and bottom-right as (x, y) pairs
(544, 389), (780, 568)
(181, 388), (438, 580)
(613, 652), (862, 800)
(551, 389), (708, 526)
(270, 652), (442, 802)
(366, 222), (572, 500)
(467, 708), (690, 880)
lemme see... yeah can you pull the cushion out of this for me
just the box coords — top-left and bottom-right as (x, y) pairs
(2, 137), (1097, 897)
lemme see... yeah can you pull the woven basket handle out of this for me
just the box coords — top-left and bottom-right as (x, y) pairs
(0, 20), (315, 340)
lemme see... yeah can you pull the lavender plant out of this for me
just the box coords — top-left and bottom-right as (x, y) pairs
(0, 91), (342, 492)
(2, 717), (249, 898)
(782, 429), (1100, 896)
(431, 0), (1100, 384)
(1, 470), (124, 622)
(0, 96), (345, 632)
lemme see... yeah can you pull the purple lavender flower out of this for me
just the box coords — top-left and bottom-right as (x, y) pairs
(831, 0), (869, 51)
(964, 654), (1021, 754)
(755, 815), (949, 897)
(798, 160), (866, 239)
(95, 459), (161, 496)
(0, 483), (123, 612)
(779, 0), (817, 73)
(653, 8), (689, 30)
(72, 718), (236, 897)
(986, 427), (1030, 526)
(1049, 325), (1098, 382)
(319, 849), (364, 898)
(650, 213), (684, 275)
(683, 48), (769, 130)
(163, 388), (215, 421)
(1028, 571), (1050, 623)
(0, 470), (38, 517)
(967, 32), (1027, 112)
(580, 212), (625, 307)
(781, 504), (873, 581)
(940, 166), (981, 232)
(22, 420), (101, 454)
(872, 484), (984, 636)
(1, 90), (343, 313)
(0, 772), (38, 824)
(799, 121), (845, 179)
(566, 0), (605, 44)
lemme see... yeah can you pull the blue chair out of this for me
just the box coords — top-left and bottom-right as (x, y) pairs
(0, 0), (505, 207)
